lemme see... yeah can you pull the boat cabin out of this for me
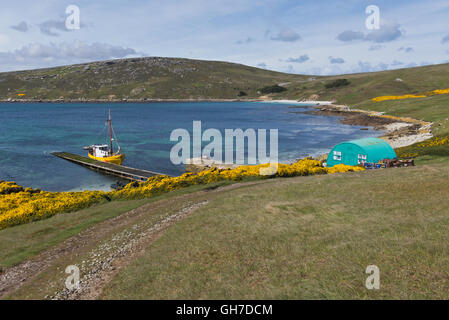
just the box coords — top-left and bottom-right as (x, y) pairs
(87, 144), (110, 158)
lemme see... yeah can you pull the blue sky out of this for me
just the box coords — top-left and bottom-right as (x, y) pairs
(1, 0), (449, 74)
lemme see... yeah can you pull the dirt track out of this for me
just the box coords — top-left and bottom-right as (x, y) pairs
(0, 181), (263, 300)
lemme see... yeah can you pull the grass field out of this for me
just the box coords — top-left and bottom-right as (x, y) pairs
(4, 159), (449, 299)
(0, 182), (231, 269)
(98, 159), (449, 299)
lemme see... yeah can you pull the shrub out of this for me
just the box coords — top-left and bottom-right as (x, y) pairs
(372, 87), (449, 102)
(0, 160), (364, 230)
(396, 135), (449, 158)
(258, 85), (287, 94)
(325, 79), (350, 89)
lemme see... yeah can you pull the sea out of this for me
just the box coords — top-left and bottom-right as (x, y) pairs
(0, 101), (380, 191)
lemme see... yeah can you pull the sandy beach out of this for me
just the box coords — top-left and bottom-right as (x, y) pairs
(258, 99), (333, 106)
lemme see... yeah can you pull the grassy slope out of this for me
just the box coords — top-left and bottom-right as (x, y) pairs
(0, 57), (304, 100)
(281, 63), (449, 105)
(0, 198), (149, 268)
(0, 182), (230, 269)
(2, 56), (449, 105)
(101, 159), (449, 299)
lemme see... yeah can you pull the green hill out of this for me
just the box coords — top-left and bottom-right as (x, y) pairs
(283, 63), (449, 103)
(2, 57), (449, 106)
(0, 57), (305, 100)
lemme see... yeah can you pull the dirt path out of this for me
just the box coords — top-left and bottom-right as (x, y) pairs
(0, 181), (265, 300)
(56, 200), (209, 300)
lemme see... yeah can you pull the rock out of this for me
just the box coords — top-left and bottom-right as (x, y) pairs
(130, 87), (145, 96)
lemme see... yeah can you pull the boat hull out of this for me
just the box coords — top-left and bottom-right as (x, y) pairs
(88, 153), (125, 165)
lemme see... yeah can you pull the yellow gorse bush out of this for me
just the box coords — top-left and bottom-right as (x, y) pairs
(396, 136), (449, 158)
(0, 190), (106, 229)
(396, 152), (419, 158)
(0, 159), (364, 230)
(372, 94), (427, 102)
(0, 181), (25, 194)
(372, 87), (449, 102)
(431, 88), (449, 95)
(417, 136), (449, 148)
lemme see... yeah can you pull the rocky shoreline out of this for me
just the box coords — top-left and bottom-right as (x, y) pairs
(304, 103), (433, 149)
(0, 98), (261, 103)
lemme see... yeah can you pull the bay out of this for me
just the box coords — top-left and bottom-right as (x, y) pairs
(0, 102), (380, 191)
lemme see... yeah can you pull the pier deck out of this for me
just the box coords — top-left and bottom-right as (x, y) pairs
(52, 152), (168, 181)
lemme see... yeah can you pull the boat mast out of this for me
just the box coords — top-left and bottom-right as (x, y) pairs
(108, 109), (113, 155)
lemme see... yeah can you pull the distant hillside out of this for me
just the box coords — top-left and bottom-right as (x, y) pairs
(0, 57), (305, 101)
(1, 57), (449, 108)
(282, 62), (449, 107)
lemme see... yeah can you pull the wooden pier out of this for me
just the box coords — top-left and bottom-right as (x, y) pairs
(52, 152), (168, 181)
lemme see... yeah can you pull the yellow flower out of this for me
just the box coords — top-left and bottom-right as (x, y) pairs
(372, 87), (449, 102)
(0, 159), (365, 230)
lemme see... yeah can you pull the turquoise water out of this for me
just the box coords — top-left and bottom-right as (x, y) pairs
(0, 102), (380, 191)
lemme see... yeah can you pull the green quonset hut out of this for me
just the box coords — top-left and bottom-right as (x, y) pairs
(326, 137), (397, 167)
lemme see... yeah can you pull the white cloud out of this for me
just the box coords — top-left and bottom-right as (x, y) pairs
(336, 30), (364, 42)
(38, 18), (89, 37)
(286, 55), (309, 63)
(0, 40), (138, 71)
(405, 62), (418, 68)
(398, 46), (414, 53)
(337, 22), (404, 43)
(329, 56), (345, 64)
(369, 44), (384, 51)
(345, 61), (391, 74)
(10, 21), (29, 32)
(270, 28), (301, 42)
(0, 34), (9, 46)
(0, 0), (446, 74)
(285, 64), (295, 73)
(442, 35), (449, 44)
(364, 23), (403, 43)
(38, 20), (69, 37)
(391, 60), (404, 66)
(236, 37), (255, 44)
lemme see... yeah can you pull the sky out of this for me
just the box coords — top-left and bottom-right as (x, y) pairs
(1, 0), (449, 75)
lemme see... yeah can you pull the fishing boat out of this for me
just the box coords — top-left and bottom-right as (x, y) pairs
(83, 110), (125, 165)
